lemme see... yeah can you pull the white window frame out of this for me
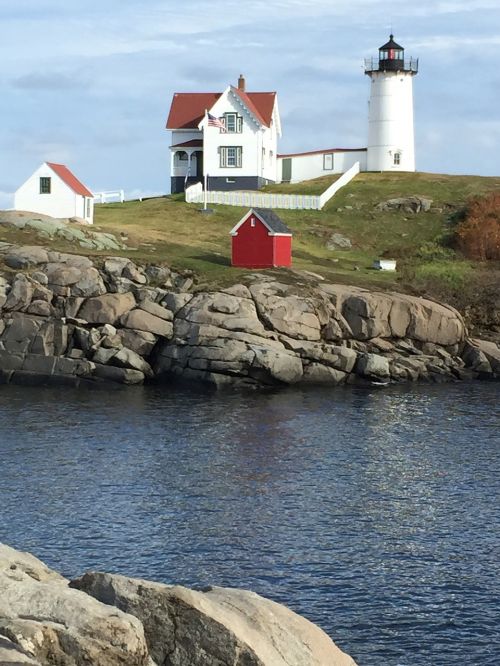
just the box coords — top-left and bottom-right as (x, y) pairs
(220, 146), (242, 168)
(323, 154), (334, 170)
(224, 113), (243, 133)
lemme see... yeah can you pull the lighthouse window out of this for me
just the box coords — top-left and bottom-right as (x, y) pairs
(394, 152), (401, 166)
(323, 154), (334, 170)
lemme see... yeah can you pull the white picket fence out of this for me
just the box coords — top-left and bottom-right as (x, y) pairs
(185, 162), (360, 211)
(93, 189), (125, 204)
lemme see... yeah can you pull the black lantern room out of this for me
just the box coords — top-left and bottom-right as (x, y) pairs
(365, 35), (418, 74)
(378, 35), (405, 70)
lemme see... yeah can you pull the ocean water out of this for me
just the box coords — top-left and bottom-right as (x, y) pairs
(1, 382), (499, 665)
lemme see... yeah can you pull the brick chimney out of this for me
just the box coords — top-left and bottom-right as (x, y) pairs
(238, 74), (246, 92)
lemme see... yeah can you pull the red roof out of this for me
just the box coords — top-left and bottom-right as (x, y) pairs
(46, 162), (93, 197)
(278, 148), (367, 158)
(166, 93), (222, 129)
(166, 90), (276, 129)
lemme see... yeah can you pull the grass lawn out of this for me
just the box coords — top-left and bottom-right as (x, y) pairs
(2, 171), (499, 301)
(90, 171), (500, 295)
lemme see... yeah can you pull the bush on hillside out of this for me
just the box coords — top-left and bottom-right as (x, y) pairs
(456, 192), (500, 260)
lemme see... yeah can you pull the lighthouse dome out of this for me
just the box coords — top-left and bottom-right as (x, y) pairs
(378, 35), (405, 71)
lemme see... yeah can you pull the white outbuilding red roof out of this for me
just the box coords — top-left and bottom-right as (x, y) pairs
(46, 162), (93, 197)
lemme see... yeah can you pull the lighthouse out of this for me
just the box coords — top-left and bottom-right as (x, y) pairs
(365, 35), (418, 172)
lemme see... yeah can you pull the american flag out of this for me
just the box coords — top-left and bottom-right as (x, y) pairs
(207, 112), (226, 132)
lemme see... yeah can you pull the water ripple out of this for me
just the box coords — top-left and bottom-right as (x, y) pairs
(0, 382), (499, 665)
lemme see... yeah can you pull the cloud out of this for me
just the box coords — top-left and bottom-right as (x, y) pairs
(12, 72), (86, 90)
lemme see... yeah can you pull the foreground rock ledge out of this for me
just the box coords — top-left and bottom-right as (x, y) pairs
(0, 243), (499, 389)
(0, 543), (357, 666)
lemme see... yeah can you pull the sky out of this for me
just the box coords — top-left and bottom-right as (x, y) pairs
(1, 0), (499, 207)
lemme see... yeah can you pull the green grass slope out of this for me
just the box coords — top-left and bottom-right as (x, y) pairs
(91, 172), (500, 302)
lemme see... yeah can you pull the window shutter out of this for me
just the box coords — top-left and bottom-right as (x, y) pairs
(237, 147), (242, 167)
(237, 116), (243, 133)
(219, 146), (224, 168)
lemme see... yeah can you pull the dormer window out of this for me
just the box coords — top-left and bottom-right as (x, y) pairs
(224, 113), (243, 133)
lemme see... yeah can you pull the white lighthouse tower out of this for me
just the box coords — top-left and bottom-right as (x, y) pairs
(365, 35), (418, 172)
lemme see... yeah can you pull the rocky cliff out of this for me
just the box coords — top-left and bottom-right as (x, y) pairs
(0, 244), (499, 388)
(0, 543), (357, 666)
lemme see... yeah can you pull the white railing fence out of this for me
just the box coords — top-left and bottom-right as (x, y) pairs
(93, 190), (125, 204)
(185, 162), (359, 211)
(318, 161), (360, 208)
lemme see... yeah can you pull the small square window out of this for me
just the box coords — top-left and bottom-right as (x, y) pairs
(40, 177), (51, 194)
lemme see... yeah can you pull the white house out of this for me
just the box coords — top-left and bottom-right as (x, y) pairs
(14, 162), (94, 224)
(166, 75), (281, 193)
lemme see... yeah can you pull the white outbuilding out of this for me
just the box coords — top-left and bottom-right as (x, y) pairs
(14, 162), (94, 224)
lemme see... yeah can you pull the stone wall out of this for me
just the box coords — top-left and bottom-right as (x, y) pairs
(0, 244), (499, 388)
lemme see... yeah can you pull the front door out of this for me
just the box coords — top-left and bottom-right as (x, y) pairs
(196, 151), (203, 178)
(282, 158), (292, 182)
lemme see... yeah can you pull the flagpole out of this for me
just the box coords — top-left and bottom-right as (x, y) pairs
(204, 109), (208, 210)
(200, 109), (213, 215)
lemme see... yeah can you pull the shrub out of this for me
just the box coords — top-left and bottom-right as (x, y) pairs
(417, 241), (456, 261)
(456, 192), (500, 260)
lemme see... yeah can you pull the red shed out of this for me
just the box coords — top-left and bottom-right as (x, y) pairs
(230, 208), (292, 268)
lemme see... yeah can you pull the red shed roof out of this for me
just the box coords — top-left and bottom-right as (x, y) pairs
(46, 162), (93, 197)
(166, 90), (276, 129)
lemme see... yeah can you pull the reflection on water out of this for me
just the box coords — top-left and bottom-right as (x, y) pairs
(1, 382), (499, 666)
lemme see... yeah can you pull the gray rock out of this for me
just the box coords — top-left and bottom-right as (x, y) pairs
(174, 275), (193, 291)
(112, 347), (154, 377)
(26, 300), (52, 317)
(466, 338), (500, 374)
(1, 314), (42, 353)
(30, 271), (49, 286)
(4, 275), (34, 312)
(356, 353), (390, 379)
(104, 257), (131, 277)
(45, 263), (83, 286)
(251, 347), (303, 384)
(0, 544), (149, 666)
(93, 347), (119, 365)
(120, 309), (173, 337)
(92, 364), (145, 384)
(0, 634), (41, 664)
(250, 282), (323, 341)
(70, 572), (357, 666)
(71, 267), (107, 298)
(122, 262), (147, 284)
(117, 329), (158, 357)
(79, 292), (136, 325)
(4, 246), (49, 269)
(375, 196), (433, 214)
(326, 233), (352, 250)
(138, 300), (173, 321)
(302, 363), (347, 384)
(162, 292), (193, 314)
(145, 265), (171, 284)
